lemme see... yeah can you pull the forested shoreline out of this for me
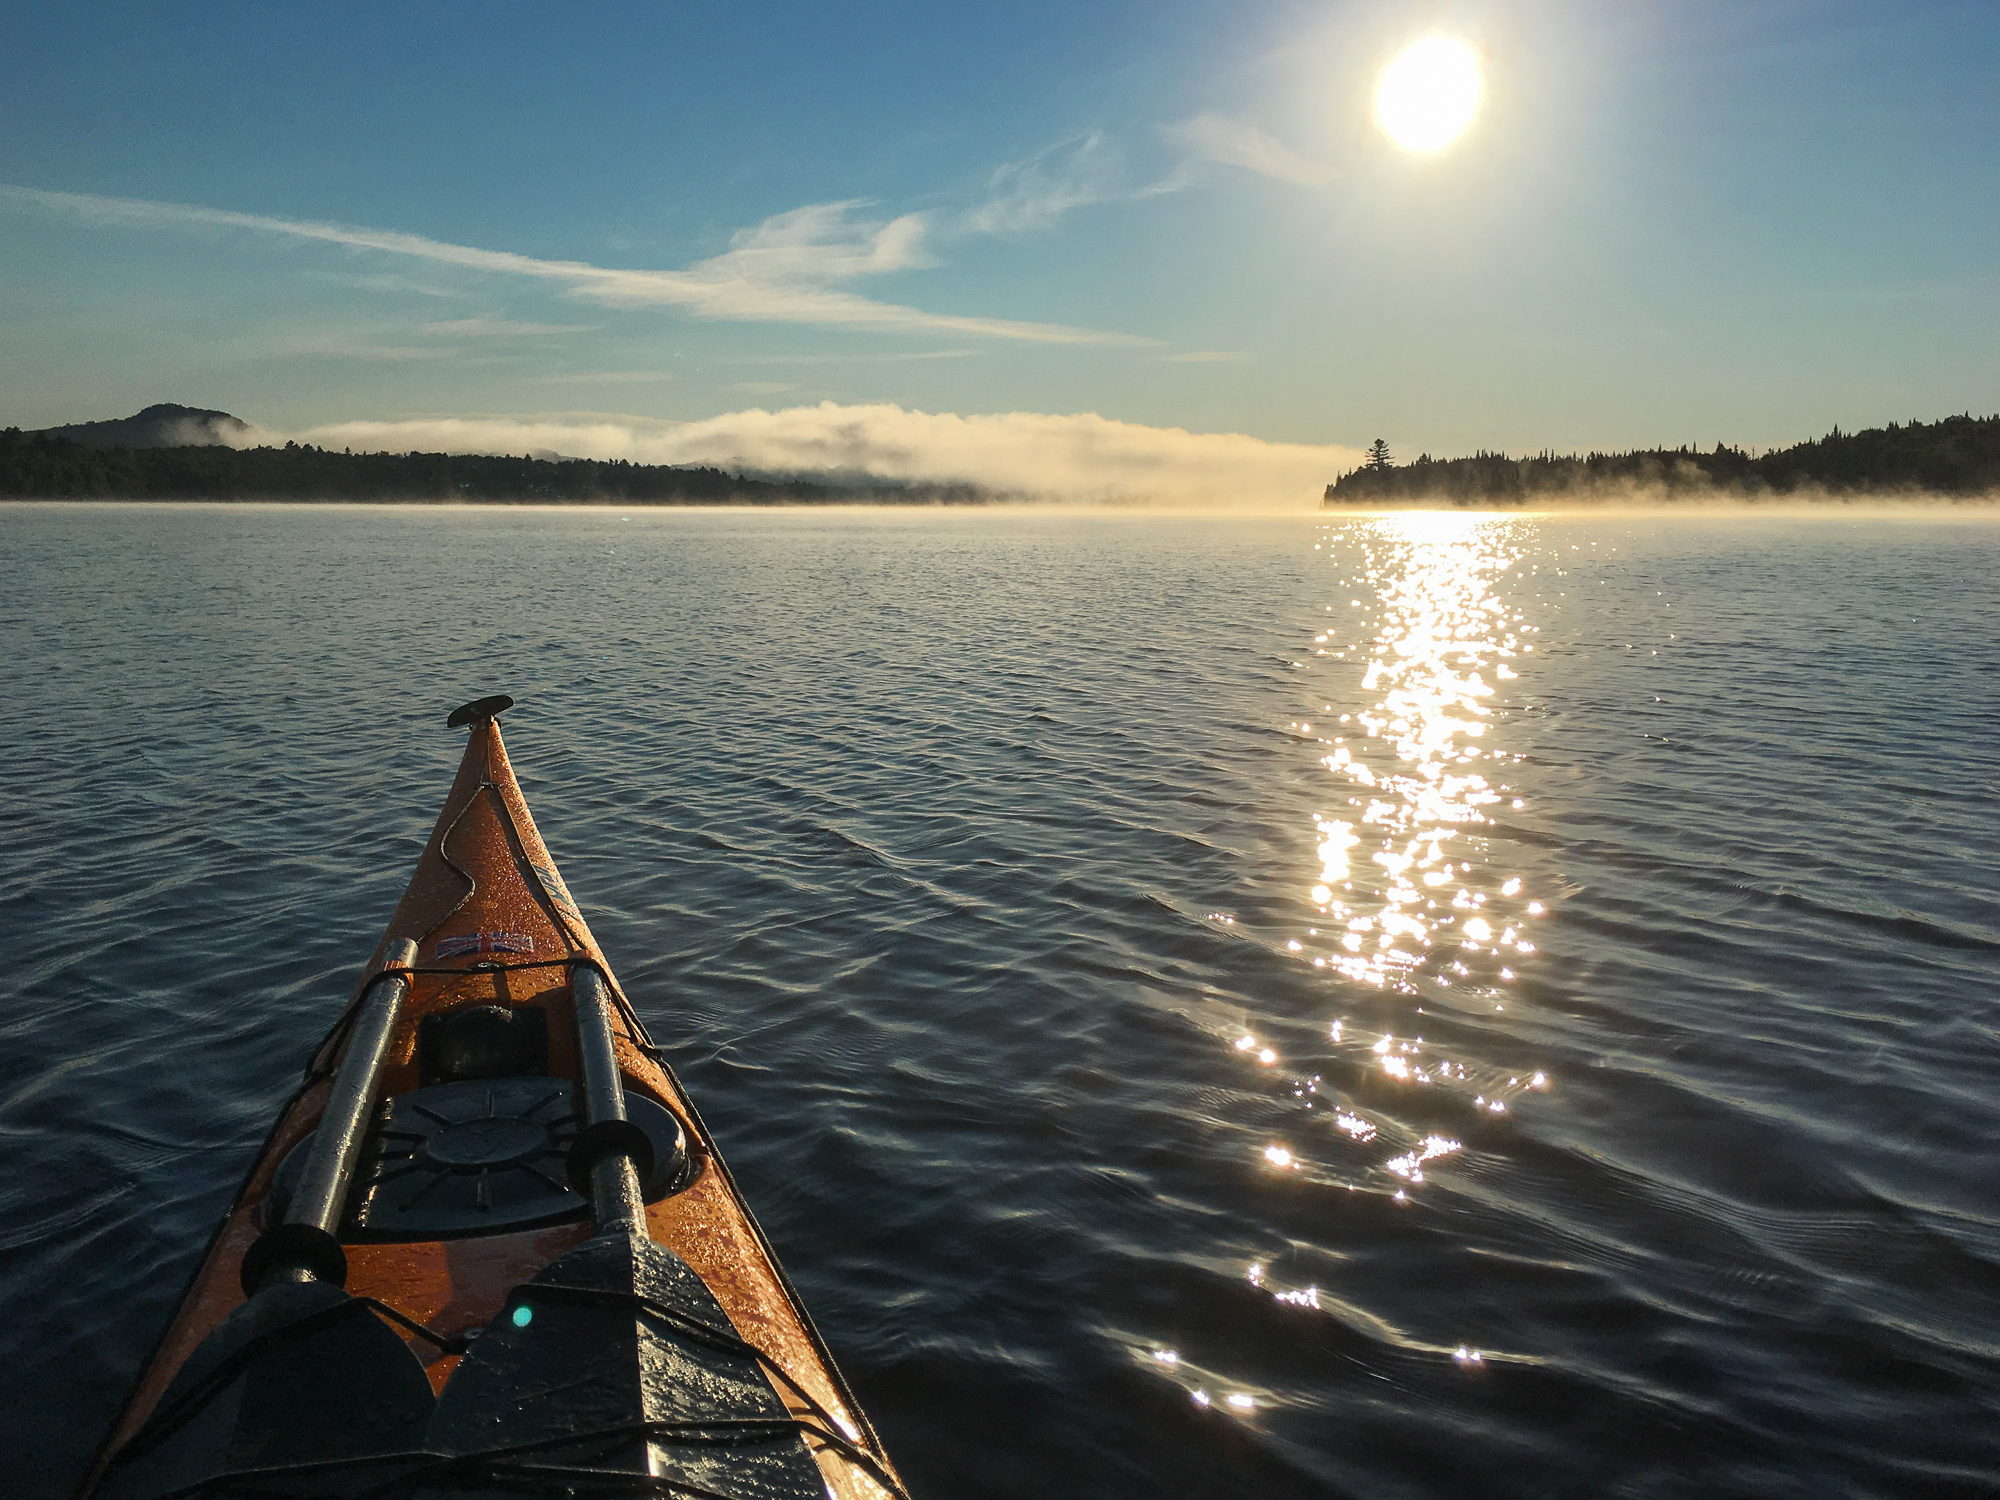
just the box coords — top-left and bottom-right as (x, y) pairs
(10, 408), (1996, 508)
(0, 429), (981, 505)
(1327, 413), (2000, 504)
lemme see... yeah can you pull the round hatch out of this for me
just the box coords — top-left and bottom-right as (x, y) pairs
(266, 1077), (690, 1238)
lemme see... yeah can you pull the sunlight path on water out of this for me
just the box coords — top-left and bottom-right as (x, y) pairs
(1310, 515), (1555, 1149)
(1188, 512), (1563, 1386)
(1302, 515), (1551, 1169)
(1306, 513), (1540, 996)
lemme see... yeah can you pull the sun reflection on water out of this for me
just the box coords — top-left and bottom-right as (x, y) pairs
(1230, 513), (1553, 1219)
(1173, 513), (1551, 1386)
(1303, 512), (1537, 993)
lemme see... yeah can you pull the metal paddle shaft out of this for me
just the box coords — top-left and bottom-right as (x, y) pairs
(571, 965), (651, 1236)
(241, 939), (418, 1292)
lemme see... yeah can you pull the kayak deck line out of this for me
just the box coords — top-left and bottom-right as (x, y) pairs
(78, 697), (904, 1500)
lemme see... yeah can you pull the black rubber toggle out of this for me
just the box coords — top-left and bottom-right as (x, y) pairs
(566, 1117), (658, 1194)
(239, 1221), (348, 1296)
(446, 694), (514, 728)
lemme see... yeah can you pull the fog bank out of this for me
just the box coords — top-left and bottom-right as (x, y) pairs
(268, 402), (1363, 508)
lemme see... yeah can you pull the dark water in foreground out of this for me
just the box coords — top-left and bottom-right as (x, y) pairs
(2, 503), (1997, 1498)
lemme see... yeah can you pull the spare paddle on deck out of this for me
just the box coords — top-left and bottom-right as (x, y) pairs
(568, 963), (660, 1236)
(240, 940), (418, 1293)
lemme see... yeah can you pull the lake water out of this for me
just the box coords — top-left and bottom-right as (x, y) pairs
(2, 502), (1996, 1498)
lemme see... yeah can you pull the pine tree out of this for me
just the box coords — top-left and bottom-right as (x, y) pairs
(1366, 439), (1393, 470)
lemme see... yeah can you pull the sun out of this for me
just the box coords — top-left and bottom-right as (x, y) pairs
(1375, 38), (1483, 154)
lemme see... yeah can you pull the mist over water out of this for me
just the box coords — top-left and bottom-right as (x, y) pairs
(1, 503), (1996, 1498)
(267, 405), (1366, 507)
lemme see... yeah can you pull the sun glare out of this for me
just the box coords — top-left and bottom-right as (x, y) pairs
(1376, 38), (1483, 154)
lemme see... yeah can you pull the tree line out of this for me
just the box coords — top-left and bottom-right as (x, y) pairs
(0, 431), (983, 505)
(1326, 413), (2000, 504)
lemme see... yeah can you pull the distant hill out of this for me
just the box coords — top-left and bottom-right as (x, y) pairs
(34, 403), (255, 449)
(1326, 412), (2000, 505)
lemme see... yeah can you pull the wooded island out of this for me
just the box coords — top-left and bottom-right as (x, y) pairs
(1327, 413), (2000, 504)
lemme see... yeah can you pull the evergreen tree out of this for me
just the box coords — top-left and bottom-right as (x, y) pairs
(1366, 439), (1393, 470)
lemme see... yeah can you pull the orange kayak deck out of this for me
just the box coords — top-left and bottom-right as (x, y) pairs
(80, 710), (902, 1499)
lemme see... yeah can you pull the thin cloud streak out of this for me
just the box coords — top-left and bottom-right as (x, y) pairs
(538, 370), (675, 384)
(306, 270), (461, 298)
(960, 134), (1122, 235)
(423, 317), (598, 337)
(1163, 113), (1338, 185)
(719, 350), (979, 365)
(279, 402), (1362, 507)
(0, 184), (1145, 344)
(291, 340), (456, 362)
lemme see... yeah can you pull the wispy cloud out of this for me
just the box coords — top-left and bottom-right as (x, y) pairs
(537, 369), (675, 384)
(423, 316), (597, 337)
(720, 349), (978, 365)
(307, 270), (462, 298)
(961, 134), (1123, 235)
(0, 183), (1144, 344)
(290, 339), (455, 362)
(276, 402), (1362, 507)
(1163, 113), (1338, 185)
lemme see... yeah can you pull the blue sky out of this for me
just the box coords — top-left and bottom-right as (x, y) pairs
(2, 0), (1996, 491)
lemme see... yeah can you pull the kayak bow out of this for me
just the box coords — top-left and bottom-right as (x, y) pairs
(80, 698), (902, 1500)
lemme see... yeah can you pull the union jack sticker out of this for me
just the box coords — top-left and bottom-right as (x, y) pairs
(435, 931), (536, 959)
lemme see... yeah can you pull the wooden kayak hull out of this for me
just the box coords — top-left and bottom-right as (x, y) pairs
(79, 713), (900, 1499)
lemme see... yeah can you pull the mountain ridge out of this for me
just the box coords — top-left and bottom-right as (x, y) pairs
(34, 403), (255, 450)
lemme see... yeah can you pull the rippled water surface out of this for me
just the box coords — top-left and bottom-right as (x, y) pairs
(3, 502), (1997, 1498)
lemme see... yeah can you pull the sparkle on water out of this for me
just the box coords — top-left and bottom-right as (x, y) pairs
(1310, 513), (1536, 994)
(1211, 511), (1556, 1246)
